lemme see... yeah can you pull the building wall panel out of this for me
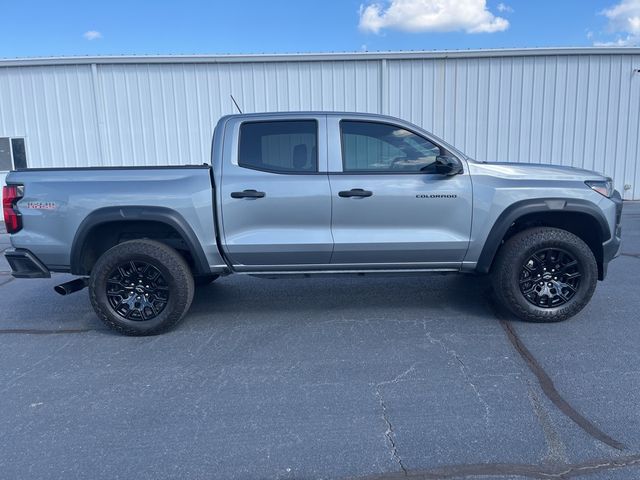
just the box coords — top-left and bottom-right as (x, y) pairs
(0, 65), (100, 170)
(92, 60), (381, 167)
(0, 51), (639, 198)
(386, 54), (640, 198)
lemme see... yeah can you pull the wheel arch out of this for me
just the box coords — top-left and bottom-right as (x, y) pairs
(477, 198), (610, 280)
(71, 206), (210, 276)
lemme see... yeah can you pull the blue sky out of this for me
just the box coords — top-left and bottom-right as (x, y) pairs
(0, 0), (638, 58)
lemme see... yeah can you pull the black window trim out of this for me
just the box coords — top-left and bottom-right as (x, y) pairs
(237, 119), (321, 175)
(337, 119), (461, 175)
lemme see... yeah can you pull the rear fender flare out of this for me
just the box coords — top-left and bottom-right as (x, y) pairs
(70, 206), (209, 275)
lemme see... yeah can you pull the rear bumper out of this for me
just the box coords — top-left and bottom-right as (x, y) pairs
(4, 249), (51, 278)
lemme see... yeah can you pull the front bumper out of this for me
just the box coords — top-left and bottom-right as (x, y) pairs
(4, 249), (51, 278)
(600, 191), (623, 279)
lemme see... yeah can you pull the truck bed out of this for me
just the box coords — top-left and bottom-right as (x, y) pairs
(5, 165), (226, 273)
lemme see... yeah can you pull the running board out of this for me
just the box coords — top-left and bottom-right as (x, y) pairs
(240, 268), (459, 279)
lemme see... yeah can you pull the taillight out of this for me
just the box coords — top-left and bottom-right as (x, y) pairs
(2, 184), (24, 234)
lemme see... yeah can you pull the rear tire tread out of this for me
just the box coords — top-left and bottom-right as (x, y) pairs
(89, 239), (195, 336)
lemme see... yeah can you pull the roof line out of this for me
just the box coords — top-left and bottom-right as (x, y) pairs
(1, 47), (639, 67)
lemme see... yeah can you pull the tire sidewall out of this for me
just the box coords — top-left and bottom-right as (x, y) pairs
(496, 229), (598, 321)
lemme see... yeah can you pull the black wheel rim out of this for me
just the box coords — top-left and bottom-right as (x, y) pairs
(519, 248), (581, 308)
(106, 260), (170, 321)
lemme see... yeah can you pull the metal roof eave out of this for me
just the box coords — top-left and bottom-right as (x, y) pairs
(1, 47), (639, 67)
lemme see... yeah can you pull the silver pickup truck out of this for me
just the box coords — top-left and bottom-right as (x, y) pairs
(3, 112), (623, 335)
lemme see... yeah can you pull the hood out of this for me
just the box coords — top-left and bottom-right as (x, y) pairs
(468, 161), (608, 181)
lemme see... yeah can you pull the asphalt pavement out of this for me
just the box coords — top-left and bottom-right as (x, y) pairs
(0, 204), (639, 480)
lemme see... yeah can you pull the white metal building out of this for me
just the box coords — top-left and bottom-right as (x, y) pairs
(0, 47), (639, 198)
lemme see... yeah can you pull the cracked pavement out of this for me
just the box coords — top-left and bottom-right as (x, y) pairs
(0, 203), (639, 479)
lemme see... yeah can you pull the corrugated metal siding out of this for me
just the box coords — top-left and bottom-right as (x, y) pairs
(95, 61), (380, 166)
(0, 65), (101, 169)
(0, 52), (639, 198)
(385, 55), (640, 201)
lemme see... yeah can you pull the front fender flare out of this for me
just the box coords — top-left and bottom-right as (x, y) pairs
(475, 198), (610, 274)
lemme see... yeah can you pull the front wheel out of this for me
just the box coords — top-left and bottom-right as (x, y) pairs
(491, 227), (598, 323)
(89, 239), (195, 335)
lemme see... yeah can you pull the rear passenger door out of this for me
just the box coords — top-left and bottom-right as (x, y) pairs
(327, 116), (472, 267)
(220, 116), (333, 268)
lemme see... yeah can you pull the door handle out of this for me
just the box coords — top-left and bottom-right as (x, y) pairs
(338, 188), (373, 198)
(231, 189), (266, 199)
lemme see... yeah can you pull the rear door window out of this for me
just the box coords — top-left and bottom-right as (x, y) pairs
(239, 121), (318, 174)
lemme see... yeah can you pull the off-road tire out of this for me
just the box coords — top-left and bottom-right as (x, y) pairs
(89, 239), (195, 335)
(491, 227), (598, 323)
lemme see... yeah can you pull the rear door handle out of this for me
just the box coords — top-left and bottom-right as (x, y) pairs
(231, 189), (266, 199)
(338, 188), (373, 198)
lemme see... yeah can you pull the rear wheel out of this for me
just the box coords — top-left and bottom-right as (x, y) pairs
(89, 239), (194, 335)
(491, 227), (598, 322)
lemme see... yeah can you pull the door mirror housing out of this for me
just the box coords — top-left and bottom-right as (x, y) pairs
(434, 155), (463, 176)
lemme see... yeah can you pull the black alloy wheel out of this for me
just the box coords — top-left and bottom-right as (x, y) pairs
(518, 248), (582, 308)
(106, 260), (169, 321)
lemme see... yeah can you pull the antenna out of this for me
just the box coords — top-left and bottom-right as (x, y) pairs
(230, 94), (243, 114)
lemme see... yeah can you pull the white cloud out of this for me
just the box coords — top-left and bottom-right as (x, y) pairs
(496, 3), (513, 13)
(602, 0), (640, 34)
(83, 30), (102, 41)
(594, 35), (637, 46)
(358, 0), (509, 34)
(595, 0), (640, 46)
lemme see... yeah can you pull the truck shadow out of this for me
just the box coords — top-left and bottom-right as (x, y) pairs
(188, 273), (493, 323)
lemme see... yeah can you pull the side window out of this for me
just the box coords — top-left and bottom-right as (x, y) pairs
(0, 137), (28, 171)
(239, 121), (317, 173)
(341, 121), (441, 173)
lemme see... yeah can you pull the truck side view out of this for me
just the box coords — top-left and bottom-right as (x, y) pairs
(3, 112), (623, 335)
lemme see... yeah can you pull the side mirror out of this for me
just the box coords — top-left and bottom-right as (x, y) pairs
(434, 155), (463, 176)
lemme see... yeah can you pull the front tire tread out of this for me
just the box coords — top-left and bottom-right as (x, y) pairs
(491, 227), (597, 323)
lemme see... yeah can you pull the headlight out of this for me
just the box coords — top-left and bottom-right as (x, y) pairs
(585, 179), (613, 198)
